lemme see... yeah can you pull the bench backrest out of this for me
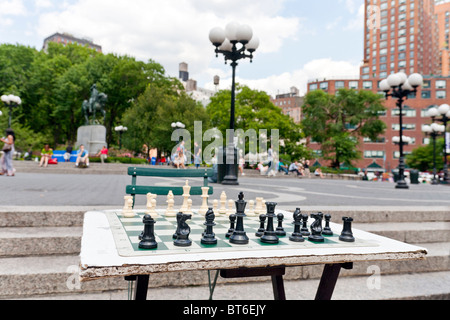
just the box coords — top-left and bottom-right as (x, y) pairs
(126, 167), (214, 207)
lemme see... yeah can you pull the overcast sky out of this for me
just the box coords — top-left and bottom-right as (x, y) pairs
(0, 0), (365, 97)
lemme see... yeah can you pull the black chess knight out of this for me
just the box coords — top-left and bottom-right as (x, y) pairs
(229, 192), (249, 245)
(308, 212), (325, 243)
(174, 212), (192, 247)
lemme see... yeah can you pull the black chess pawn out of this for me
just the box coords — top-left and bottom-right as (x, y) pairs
(339, 217), (355, 242)
(255, 214), (266, 237)
(275, 213), (286, 237)
(139, 214), (158, 249)
(308, 212), (325, 243)
(226, 214), (236, 238)
(301, 214), (310, 237)
(260, 202), (279, 244)
(174, 212), (192, 247)
(201, 208), (217, 245)
(230, 192), (249, 245)
(289, 208), (304, 242)
(323, 214), (333, 236)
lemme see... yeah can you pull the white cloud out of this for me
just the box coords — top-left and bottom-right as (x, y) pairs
(205, 58), (361, 97)
(0, 0), (26, 16)
(36, 0), (300, 78)
(344, 3), (364, 31)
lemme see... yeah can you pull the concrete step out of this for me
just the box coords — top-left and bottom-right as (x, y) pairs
(355, 222), (450, 243)
(0, 227), (82, 257)
(0, 241), (448, 299)
(1, 206), (448, 228)
(5, 270), (450, 300)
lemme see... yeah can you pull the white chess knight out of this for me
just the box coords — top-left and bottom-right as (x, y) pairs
(146, 193), (158, 218)
(165, 191), (176, 217)
(122, 196), (135, 218)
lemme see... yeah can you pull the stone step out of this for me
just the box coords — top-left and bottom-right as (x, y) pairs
(355, 222), (450, 243)
(0, 242), (448, 299)
(1, 206), (448, 228)
(0, 227), (82, 257)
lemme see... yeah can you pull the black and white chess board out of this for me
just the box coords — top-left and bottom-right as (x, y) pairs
(105, 210), (379, 258)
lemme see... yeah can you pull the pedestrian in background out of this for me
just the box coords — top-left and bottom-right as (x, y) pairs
(1, 129), (16, 176)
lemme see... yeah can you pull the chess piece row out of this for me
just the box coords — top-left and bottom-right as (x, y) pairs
(122, 184), (269, 219)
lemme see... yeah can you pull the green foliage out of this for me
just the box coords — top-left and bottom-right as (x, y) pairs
(206, 85), (308, 160)
(406, 138), (445, 172)
(302, 89), (386, 168)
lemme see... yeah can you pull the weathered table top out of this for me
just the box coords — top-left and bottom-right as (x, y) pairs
(79, 210), (427, 282)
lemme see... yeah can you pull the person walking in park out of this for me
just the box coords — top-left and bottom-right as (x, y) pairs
(0, 128), (15, 176)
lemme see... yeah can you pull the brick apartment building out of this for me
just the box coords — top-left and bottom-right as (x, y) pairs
(306, 0), (450, 171)
(42, 32), (102, 53)
(270, 87), (303, 124)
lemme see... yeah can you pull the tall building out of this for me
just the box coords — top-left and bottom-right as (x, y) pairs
(305, 0), (450, 171)
(361, 0), (439, 80)
(435, 0), (450, 76)
(42, 32), (102, 53)
(271, 87), (303, 124)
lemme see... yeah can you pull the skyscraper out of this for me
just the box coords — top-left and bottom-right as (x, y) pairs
(361, 0), (440, 80)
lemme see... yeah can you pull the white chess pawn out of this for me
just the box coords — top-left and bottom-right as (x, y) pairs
(218, 191), (227, 215)
(186, 199), (193, 215)
(255, 197), (264, 215)
(199, 187), (209, 216)
(213, 200), (219, 213)
(165, 191), (176, 217)
(247, 200), (256, 217)
(226, 199), (234, 216)
(150, 198), (158, 218)
(122, 196), (135, 218)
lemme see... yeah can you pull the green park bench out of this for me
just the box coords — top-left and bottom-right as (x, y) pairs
(126, 167), (214, 208)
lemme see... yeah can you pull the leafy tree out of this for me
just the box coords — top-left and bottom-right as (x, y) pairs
(406, 138), (445, 172)
(121, 80), (210, 158)
(302, 88), (386, 168)
(206, 85), (307, 161)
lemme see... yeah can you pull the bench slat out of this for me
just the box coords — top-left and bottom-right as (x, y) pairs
(128, 167), (213, 178)
(126, 185), (213, 196)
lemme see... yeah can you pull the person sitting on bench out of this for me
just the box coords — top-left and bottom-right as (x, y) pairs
(76, 145), (90, 167)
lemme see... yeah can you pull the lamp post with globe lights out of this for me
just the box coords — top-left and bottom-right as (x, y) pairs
(209, 22), (259, 185)
(115, 125), (128, 150)
(1, 94), (21, 128)
(379, 72), (423, 189)
(422, 123), (446, 185)
(426, 104), (450, 183)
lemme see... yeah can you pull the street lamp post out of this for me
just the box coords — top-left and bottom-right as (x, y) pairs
(427, 104), (450, 183)
(209, 22), (259, 185)
(423, 123), (446, 185)
(1, 94), (22, 128)
(380, 72), (423, 189)
(115, 126), (128, 150)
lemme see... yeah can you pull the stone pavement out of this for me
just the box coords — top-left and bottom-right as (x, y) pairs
(0, 161), (449, 300)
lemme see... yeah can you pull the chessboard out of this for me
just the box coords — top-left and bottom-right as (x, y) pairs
(105, 210), (379, 258)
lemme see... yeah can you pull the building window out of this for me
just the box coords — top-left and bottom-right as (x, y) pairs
(437, 90), (447, 99)
(364, 151), (385, 159)
(436, 80), (447, 89)
(363, 81), (373, 89)
(421, 90), (431, 99)
(320, 82), (329, 90)
(335, 81), (345, 89)
(309, 83), (318, 91)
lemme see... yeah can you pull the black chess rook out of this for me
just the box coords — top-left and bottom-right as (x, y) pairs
(339, 217), (355, 242)
(260, 202), (279, 244)
(139, 214), (158, 250)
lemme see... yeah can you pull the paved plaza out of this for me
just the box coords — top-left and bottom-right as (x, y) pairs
(1, 169), (449, 209)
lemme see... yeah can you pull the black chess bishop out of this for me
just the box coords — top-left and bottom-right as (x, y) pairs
(289, 208), (304, 242)
(201, 208), (217, 245)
